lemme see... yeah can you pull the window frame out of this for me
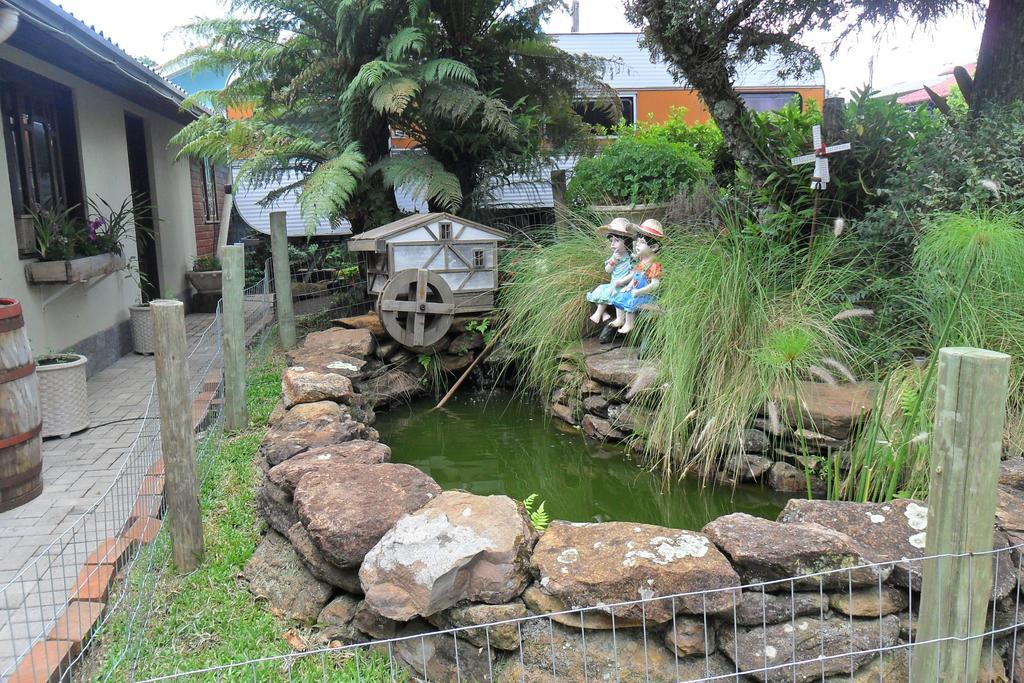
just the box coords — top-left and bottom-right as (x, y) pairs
(439, 221), (453, 240)
(572, 93), (637, 135)
(739, 91), (804, 114)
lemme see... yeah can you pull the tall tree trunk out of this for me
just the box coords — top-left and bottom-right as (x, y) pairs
(972, 0), (1024, 112)
(694, 70), (763, 182)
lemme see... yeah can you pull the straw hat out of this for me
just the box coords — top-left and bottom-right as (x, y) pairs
(636, 219), (665, 241)
(597, 216), (636, 239)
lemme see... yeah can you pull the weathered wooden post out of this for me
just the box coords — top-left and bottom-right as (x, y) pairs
(269, 211), (296, 350)
(912, 347), (1010, 682)
(151, 299), (204, 572)
(221, 245), (248, 432)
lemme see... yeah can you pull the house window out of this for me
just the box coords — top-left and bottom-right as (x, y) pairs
(473, 249), (485, 268)
(0, 63), (83, 220)
(439, 222), (452, 240)
(200, 158), (219, 223)
(573, 95), (636, 133)
(740, 92), (802, 113)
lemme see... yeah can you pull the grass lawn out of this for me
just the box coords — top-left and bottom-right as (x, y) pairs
(92, 350), (395, 682)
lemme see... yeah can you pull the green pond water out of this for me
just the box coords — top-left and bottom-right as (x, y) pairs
(375, 391), (791, 530)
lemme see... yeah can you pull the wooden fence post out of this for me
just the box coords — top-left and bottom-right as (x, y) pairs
(912, 346), (1010, 682)
(221, 245), (247, 432)
(151, 299), (204, 572)
(270, 211), (296, 350)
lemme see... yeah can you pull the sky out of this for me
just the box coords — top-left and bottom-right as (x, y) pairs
(56, 0), (985, 97)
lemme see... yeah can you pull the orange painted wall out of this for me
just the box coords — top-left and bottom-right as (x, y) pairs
(636, 87), (825, 124)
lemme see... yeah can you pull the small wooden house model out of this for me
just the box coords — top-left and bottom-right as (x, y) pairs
(347, 212), (508, 348)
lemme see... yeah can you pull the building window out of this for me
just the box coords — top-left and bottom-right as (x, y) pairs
(573, 95), (636, 133)
(740, 92), (802, 113)
(439, 222), (452, 240)
(0, 63), (83, 220)
(200, 158), (219, 223)
(473, 249), (485, 268)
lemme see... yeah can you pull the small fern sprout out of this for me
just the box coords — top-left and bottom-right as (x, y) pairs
(522, 494), (550, 532)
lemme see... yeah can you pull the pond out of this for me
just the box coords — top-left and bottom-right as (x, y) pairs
(375, 391), (792, 530)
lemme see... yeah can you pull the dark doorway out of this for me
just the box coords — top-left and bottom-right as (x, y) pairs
(124, 113), (159, 302)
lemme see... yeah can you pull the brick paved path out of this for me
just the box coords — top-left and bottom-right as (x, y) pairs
(0, 313), (219, 677)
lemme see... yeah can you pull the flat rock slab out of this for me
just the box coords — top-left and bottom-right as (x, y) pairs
(294, 463), (441, 568)
(332, 312), (387, 337)
(283, 349), (368, 379)
(259, 415), (374, 467)
(360, 491), (537, 620)
(282, 367), (354, 407)
(276, 400), (345, 425)
(583, 345), (655, 388)
(531, 521), (741, 623)
(781, 381), (875, 440)
(427, 602), (528, 651)
(497, 619), (736, 682)
(243, 530), (332, 624)
(719, 615), (899, 683)
(302, 327), (375, 357)
(703, 513), (890, 590)
(521, 585), (642, 629)
(267, 441), (392, 494)
(778, 498), (1016, 598)
(732, 590), (827, 626)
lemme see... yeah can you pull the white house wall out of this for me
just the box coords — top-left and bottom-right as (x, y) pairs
(0, 44), (195, 359)
(233, 168), (352, 238)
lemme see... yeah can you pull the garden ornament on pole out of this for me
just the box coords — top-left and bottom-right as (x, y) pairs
(790, 124), (851, 191)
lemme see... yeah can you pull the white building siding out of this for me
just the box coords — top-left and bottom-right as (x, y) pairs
(233, 169), (352, 238)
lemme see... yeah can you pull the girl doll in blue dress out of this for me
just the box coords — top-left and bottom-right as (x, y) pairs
(610, 219), (664, 335)
(586, 217), (635, 324)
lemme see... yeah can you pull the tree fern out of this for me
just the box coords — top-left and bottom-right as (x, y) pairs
(296, 143), (366, 232)
(374, 153), (463, 210)
(420, 58), (477, 85)
(386, 27), (424, 61)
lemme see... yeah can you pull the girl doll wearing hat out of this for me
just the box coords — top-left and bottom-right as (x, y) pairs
(586, 217), (635, 324)
(610, 219), (664, 335)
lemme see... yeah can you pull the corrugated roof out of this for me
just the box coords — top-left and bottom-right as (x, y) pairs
(552, 33), (825, 90)
(896, 63), (975, 106)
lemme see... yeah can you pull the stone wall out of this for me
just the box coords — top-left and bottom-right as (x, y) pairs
(246, 317), (1024, 681)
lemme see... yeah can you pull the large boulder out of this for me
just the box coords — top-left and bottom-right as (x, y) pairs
(302, 327), (375, 357)
(293, 463), (441, 568)
(530, 521), (741, 623)
(258, 414), (375, 467)
(357, 368), (423, 407)
(781, 381), (875, 440)
(266, 441), (392, 495)
(243, 530), (333, 624)
(497, 619), (736, 682)
(287, 522), (363, 594)
(281, 367), (353, 407)
(583, 345), (655, 388)
(703, 513), (890, 590)
(718, 615), (899, 683)
(360, 491), (537, 620)
(778, 498), (1017, 597)
(426, 602), (528, 651)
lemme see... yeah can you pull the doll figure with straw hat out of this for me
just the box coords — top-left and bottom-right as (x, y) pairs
(586, 217), (636, 324)
(610, 218), (664, 335)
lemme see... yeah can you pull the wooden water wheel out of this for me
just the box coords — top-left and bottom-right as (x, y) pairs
(377, 268), (456, 348)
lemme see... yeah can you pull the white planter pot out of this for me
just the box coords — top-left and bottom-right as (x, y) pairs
(36, 354), (89, 438)
(130, 305), (155, 355)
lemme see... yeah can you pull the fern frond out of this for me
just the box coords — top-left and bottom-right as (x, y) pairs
(344, 60), (402, 99)
(370, 77), (420, 115)
(386, 27), (425, 61)
(295, 142), (367, 233)
(420, 58), (477, 85)
(374, 153), (463, 211)
(522, 493), (537, 512)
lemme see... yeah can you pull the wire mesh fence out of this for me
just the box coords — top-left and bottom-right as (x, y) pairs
(123, 544), (1024, 682)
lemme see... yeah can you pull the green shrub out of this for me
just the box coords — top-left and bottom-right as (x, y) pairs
(854, 103), (1024, 269)
(565, 135), (712, 207)
(616, 107), (724, 162)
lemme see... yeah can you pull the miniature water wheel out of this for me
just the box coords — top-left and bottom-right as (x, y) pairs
(377, 268), (456, 348)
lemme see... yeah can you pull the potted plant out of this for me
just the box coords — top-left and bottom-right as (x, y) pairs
(565, 135), (712, 225)
(24, 196), (150, 284)
(36, 353), (89, 438)
(186, 254), (223, 294)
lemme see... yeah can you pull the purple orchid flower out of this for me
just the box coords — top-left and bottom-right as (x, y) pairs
(87, 216), (105, 241)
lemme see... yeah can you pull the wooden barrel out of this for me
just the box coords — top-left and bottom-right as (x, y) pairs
(0, 298), (43, 511)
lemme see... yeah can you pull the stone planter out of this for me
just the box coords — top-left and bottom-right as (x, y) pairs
(186, 269), (223, 294)
(24, 253), (125, 285)
(588, 202), (669, 226)
(129, 304), (156, 355)
(36, 353), (89, 438)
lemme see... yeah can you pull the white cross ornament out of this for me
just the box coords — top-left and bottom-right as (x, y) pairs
(790, 125), (851, 191)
